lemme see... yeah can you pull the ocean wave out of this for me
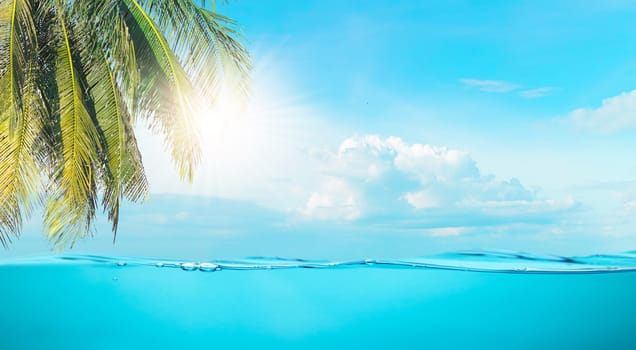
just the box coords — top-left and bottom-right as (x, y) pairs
(2, 250), (636, 274)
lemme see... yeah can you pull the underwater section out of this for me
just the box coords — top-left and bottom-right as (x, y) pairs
(1, 251), (636, 349)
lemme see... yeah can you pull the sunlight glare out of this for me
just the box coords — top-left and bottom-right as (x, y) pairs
(192, 65), (314, 201)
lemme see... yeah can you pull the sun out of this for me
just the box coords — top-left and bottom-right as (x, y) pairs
(188, 65), (313, 199)
(197, 77), (285, 174)
(138, 56), (328, 207)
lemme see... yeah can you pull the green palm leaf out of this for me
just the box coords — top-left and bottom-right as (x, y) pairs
(44, 7), (101, 248)
(0, 63), (44, 248)
(124, 0), (201, 182)
(0, 0), (250, 249)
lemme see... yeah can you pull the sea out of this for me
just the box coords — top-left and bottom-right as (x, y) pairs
(1, 250), (635, 349)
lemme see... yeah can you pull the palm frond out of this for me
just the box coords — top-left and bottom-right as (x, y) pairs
(137, 0), (251, 102)
(90, 0), (140, 112)
(66, 0), (149, 241)
(44, 6), (100, 249)
(123, 0), (201, 182)
(0, 0), (40, 247)
(0, 62), (44, 248)
(0, 0), (250, 248)
(88, 51), (149, 240)
(0, 0), (37, 130)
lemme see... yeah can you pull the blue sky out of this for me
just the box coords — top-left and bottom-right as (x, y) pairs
(6, 0), (636, 259)
(215, 0), (636, 185)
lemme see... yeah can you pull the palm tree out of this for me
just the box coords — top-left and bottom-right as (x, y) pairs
(0, 0), (250, 249)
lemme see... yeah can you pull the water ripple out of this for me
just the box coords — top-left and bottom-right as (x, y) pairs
(2, 250), (636, 274)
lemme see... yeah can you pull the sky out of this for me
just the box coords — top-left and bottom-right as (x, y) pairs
(6, 0), (636, 259)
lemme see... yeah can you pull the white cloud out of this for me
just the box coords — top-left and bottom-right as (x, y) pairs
(300, 178), (362, 221)
(323, 135), (479, 183)
(460, 78), (520, 93)
(426, 226), (469, 237)
(460, 79), (557, 98)
(404, 190), (443, 209)
(301, 135), (576, 228)
(520, 87), (555, 98)
(570, 90), (636, 132)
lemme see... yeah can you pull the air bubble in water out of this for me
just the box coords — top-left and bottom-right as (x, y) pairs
(199, 263), (219, 272)
(116, 261), (127, 267)
(155, 262), (165, 268)
(181, 262), (199, 271)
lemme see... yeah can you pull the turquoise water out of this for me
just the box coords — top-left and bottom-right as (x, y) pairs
(1, 251), (636, 349)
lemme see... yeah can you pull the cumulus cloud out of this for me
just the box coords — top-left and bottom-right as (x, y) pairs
(300, 135), (576, 231)
(570, 90), (636, 133)
(460, 78), (520, 93)
(300, 178), (362, 221)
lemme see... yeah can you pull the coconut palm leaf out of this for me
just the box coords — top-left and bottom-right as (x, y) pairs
(123, 0), (201, 182)
(0, 63), (44, 248)
(0, 0), (250, 249)
(44, 7), (101, 248)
